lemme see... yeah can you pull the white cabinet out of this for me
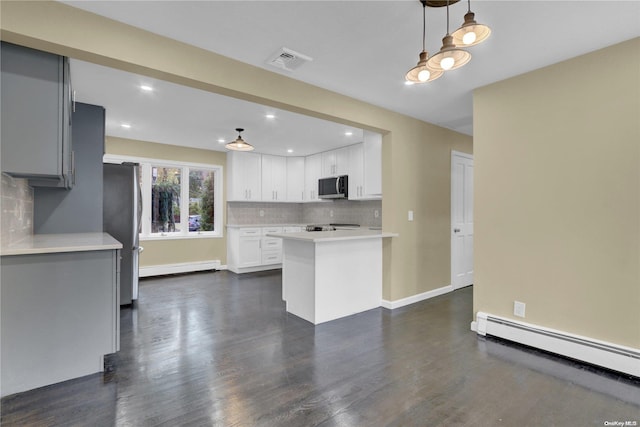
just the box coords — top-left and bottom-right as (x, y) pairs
(227, 152), (261, 201)
(286, 157), (305, 202)
(363, 130), (382, 197)
(237, 228), (262, 268)
(228, 226), (292, 273)
(348, 143), (365, 199)
(321, 147), (349, 177)
(347, 133), (383, 200)
(304, 153), (322, 202)
(261, 155), (287, 201)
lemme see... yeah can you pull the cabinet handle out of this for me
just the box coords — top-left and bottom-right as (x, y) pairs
(72, 90), (76, 113)
(71, 150), (76, 186)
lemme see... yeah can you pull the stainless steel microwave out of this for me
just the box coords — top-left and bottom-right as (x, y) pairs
(318, 175), (348, 199)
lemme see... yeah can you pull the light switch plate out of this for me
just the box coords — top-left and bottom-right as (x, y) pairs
(514, 301), (526, 318)
(408, 210), (414, 221)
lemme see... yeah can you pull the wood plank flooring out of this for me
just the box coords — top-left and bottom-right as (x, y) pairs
(2, 270), (639, 426)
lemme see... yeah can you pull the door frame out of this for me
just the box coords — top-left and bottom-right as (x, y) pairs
(451, 150), (474, 290)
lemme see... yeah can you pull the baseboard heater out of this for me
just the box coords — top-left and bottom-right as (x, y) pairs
(139, 260), (222, 278)
(473, 312), (640, 378)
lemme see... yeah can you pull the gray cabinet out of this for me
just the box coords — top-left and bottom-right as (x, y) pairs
(34, 103), (105, 234)
(1, 248), (120, 397)
(1, 42), (73, 188)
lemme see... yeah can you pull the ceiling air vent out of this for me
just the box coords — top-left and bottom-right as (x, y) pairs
(266, 47), (312, 72)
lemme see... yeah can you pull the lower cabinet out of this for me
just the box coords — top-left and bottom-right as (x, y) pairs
(227, 226), (301, 273)
(1, 249), (120, 397)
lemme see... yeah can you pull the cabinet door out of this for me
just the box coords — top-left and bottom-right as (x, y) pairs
(321, 151), (336, 177)
(363, 131), (382, 197)
(238, 236), (262, 267)
(228, 152), (262, 201)
(348, 143), (364, 199)
(261, 155), (287, 201)
(1, 42), (72, 187)
(335, 147), (350, 176)
(305, 153), (322, 201)
(244, 153), (262, 201)
(286, 157), (305, 202)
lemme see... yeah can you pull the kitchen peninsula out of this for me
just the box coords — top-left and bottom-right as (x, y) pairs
(1, 232), (122, 397)
(267, 229), (396, 325)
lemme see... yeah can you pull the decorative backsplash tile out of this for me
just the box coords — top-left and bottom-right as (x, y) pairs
(227, 199), (382, 227)
(1, 174), (33, 246)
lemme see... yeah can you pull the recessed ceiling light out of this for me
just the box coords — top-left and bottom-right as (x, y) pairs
(139, 85), (154, 92)
(265, 114), (276, 119)
(344, 131), (353, 136)
(121, 123), (131, 129)
(404, 81), (415, 86)
(217, 138), (226, 144)
(287, 149), (293, 153)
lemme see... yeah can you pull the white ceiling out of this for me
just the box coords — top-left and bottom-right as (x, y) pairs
(62, 1), (640, 155)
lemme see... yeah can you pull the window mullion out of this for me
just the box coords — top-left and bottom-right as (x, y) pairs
(180, 166), (189, 235)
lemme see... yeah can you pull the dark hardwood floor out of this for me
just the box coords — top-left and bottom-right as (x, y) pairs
(2, 270), (639, 426)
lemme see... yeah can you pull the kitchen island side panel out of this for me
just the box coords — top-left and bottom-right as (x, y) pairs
(314, 239), (382, 324)
(1, 249), (118, 397)
(281, 239), (316, 322)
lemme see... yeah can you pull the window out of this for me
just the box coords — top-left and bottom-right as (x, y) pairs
(104, 155), (223, 240)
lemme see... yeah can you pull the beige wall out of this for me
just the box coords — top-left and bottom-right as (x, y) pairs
(474, 38), (640, 348)
(106, 137), (227, 267)
(1, 1), (472, 301)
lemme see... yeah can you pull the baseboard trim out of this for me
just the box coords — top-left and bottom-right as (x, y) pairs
(139, 260), (221, 277)
(474, 311), (640, 378)
(382, 285), (453, 310)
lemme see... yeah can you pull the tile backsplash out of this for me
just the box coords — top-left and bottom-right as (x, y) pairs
(227, 199), (382, 227)
(1, 174), (33, 246)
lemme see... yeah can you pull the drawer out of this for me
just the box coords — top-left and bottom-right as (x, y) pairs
(262, 226), (283, 235)
(261, 249), (282, 265)
(262, 237), (282, 250)
(239, 228), (261, 237)
(284, 226), (302, 233)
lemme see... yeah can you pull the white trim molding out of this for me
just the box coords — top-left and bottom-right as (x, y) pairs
(140, 260), (222, 278)
(382, 285), (453, 310)
(474, 312), (640, 378)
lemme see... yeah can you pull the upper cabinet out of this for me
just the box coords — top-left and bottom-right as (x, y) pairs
(227, 152), (261, 201)
(304, 153), (322, 202)
(286, 157), (305, 202)
(362, 131), (382, 197)
(346, 132), (382, 200)
(227, 132), (382, 203)
(1, 42), (74, 188)
(321, 147), (349, 177)
(261, 155), (287, 202)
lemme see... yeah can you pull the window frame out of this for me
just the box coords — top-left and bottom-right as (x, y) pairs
(104, 154), (224, 241)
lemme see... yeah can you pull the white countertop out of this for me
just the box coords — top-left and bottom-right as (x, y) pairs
(267, 229), (397, 243)
(1, 232), (123, 256)
(226, 224), (306, 228)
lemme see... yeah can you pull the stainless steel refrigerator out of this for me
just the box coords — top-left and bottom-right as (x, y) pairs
(103, 163), (142, 305)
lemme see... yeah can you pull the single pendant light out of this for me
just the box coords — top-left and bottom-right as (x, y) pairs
(225, 128), (254, 151)
(427, 0), (471, 72)
(405, 0), (443, 83)
(451, 0), (491, 47)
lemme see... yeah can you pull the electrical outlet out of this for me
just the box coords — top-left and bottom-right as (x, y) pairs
(329, 210), (334, 218)
(514, 301), (526, 318)
(259, 209), (264, 217)
(374, 209), (379, 218)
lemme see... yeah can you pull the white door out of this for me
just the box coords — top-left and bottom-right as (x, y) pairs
(451, 151), (474, 289)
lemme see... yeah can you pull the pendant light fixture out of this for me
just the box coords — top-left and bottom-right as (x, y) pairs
(405, 0), (443, 84)
(426, 0), (471, 72)
(451, 0), (491, 47)
(225, 128), (254, 151)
